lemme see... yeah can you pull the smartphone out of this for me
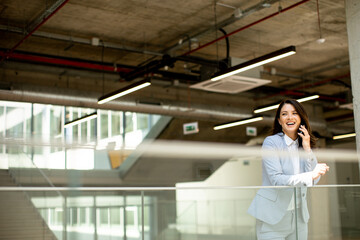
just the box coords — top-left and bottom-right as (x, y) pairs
(298, 123), (304, 134)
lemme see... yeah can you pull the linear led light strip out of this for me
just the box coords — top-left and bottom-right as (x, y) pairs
(214, 116), (263, 130)
(254, 95), (320, 114)
(211, 46), (296, 82)
(98, 81), (151, 105)
(333, 133), (356, 140)
(64, 113), (97, 128)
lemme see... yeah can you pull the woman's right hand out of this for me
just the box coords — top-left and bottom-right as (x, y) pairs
(312, 163), (330, 180)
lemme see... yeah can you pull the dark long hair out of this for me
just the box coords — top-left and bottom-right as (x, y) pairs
(272, 99), (317, 148)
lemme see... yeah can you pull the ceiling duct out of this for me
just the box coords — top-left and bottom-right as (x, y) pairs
(0, 82), (349, 136)
(191, 57), (271, 94)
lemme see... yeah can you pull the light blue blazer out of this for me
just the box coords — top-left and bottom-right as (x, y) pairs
(247, 132), (318, 225)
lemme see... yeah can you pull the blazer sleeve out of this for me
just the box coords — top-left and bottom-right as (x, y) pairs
(262, 137), (314, 187)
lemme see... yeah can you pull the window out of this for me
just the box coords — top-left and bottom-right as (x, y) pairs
(50, 107), (62, 137)
(55, 208), (63, 226)
(81, 122), (87, 142)
(90, 118), (96, 142)
(99, 208), (109, 225)
(111, 112), (121, 136)
(71, 207), (78, 225)
(72, 109), (79, 142)
(126, 207), (136, 225)
(125, 112), (134, 133)
(137, 113), (148, 131)
(80, 207), (87, 225)
(110, 207), (121, 225)
(100, 111), (109, 139)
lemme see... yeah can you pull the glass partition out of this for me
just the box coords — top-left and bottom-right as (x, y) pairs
(0, 100), (162, 171)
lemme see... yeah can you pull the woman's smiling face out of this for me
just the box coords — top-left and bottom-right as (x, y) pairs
(278, 103), (301, 139)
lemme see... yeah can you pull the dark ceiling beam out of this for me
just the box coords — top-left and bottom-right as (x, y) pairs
(121, 55), (177, 81)
(153, 70), (199, 83)
(252, 85), (348, 104)
(255, 72), (351, 101)
(318, 95), (348, 103)
(175, 56), (219, 67)
(326, 113), (354, 123)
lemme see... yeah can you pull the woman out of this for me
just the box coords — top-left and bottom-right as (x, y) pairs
(248, 99), (329, 240)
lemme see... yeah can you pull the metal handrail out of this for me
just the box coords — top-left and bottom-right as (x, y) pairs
(1, 184), (360, 192)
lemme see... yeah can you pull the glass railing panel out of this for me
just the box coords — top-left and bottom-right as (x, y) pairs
(142, 190), (182, 240)
(307, 185), (360, 240)
(0, 188), (62, 240)
(142, 188), (258, 240)
(1, 185), (360, 240)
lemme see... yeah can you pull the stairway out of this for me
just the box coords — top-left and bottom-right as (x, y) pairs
(0, 170), (57, 240)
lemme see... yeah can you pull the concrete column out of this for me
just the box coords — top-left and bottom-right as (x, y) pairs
(346, 0), (360, 151)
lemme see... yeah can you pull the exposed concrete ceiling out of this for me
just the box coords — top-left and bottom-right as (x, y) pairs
(0, 0), (354, 140)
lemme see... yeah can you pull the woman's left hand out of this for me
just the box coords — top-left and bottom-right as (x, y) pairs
(298, 125), (311, 152)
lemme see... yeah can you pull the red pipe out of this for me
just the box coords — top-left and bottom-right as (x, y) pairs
(292, 72), (351, 91)
(266, 90), (346, 103)
(318, 95), (347, 103)
(2, 0), (70, 61)
(282, 91), (305, 97)
(0, 0), (131, 73)
(181, 0), (311, 56)
(0, 51), (132, 73)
